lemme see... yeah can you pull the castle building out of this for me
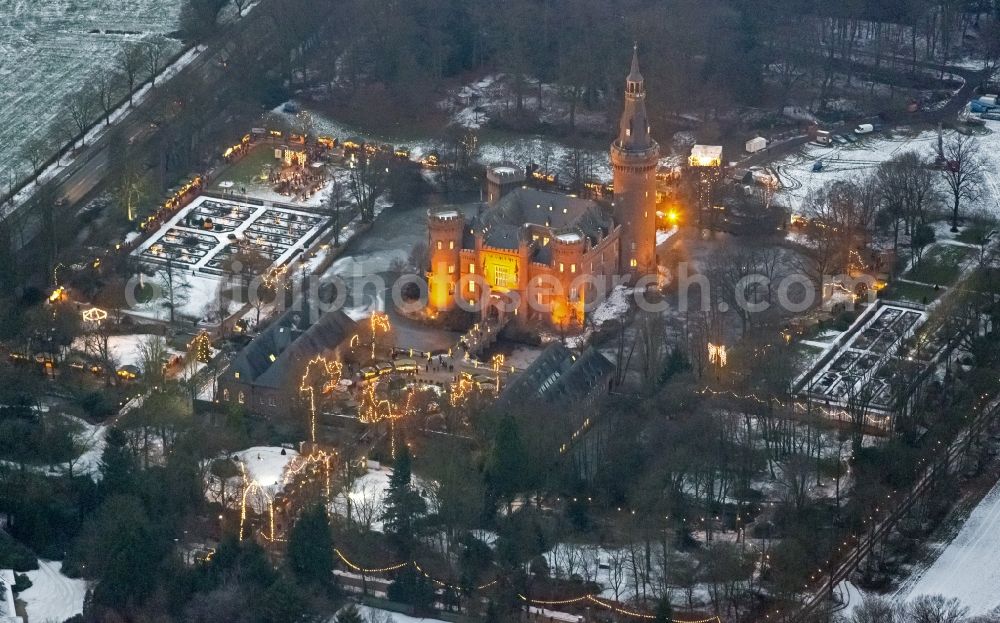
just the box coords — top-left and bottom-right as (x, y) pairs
(427, 48), (659, 327)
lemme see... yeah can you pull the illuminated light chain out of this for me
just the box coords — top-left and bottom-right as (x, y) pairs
(335, 551), (498, 590)
(517, 594), (720, 623)
(81, 307), (108, 324)
(237, 463), (276, 543)
(262, 264), (288, 289)
(368, 312), (391, 360)
(707, 343), (727, 368)
(449, 374), (476, 408)
(189, 330), (212, 363)
(559, 417), (593, 454)
(412, 562), (498, 591)
(359, 381), (415, 424)
(696, 386), (769, 405)
(300, 356), (343, 442)
(283, 449), (338, 500)
(334, 548), (408, 574)
(491, 353), (505, 395)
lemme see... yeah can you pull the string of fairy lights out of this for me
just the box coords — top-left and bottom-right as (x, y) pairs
(334, 548), (718, 622)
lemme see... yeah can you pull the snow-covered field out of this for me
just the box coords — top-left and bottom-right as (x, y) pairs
(773, 121), (1000, 219)
(19, 560), (88, 623)
(896, 476), (1000, 615)
(0, 1), (181, 188)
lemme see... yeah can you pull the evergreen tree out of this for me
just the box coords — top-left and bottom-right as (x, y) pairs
(485, 416), (531, 513)
(386, 565), (435, 611)
(337, 603), (365, 623)
(99, 427), (136, 498)
(654, 595), (674, 623)
(380, 445), (427, 557)
(287, 503), (333, 585)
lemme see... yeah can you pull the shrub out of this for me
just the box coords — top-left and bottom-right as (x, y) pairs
(0, 532), (38, 572)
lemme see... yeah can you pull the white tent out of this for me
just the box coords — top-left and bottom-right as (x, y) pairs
(745, 136), (767, 153)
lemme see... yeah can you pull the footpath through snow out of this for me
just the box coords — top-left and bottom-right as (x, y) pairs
(19, 560), (87, 623)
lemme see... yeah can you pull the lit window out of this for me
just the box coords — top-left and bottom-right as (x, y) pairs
(234, 371), (240, 379)
(570, 264), (576, 274)
(469, 281), (476, 292)
(437, 241), (442, 250)
(269, 353), (277, 362)
(559, 263), (564, 273)
(449, 241), (455, 250)
(625, 128), (631, 136)
(493, 265), (514, 288)
(630, 258), (638, 268)
(223, 389), (230, 401)
(469, 263), (475, 273)
(448, 265), (455, 274)
(238, 392), (245, 404)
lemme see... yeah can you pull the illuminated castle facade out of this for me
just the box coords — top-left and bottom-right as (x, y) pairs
(427, 49), (658, 327)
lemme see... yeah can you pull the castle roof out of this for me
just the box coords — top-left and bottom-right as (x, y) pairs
(475, 188), (612, 251)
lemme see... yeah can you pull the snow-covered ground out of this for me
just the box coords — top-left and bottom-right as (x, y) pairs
(330, 465), (433, 532)
(897, 476), (1000, 615)
(273, 104), (614, 184)
(773, 121), (1000, 220)
(331, 604), (450, 623)
(19, 560), (88, 623)
(0, 1), (183, 199)
(205, 446), (299, 512)
(0, 569), (17, 623)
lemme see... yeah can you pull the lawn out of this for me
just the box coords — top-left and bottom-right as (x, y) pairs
(210, 147), (277, 189)
(881, 281), (942, 305)
(903, 244), (976, 286)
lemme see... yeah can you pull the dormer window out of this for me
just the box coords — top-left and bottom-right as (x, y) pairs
(625, 128), (631, 137)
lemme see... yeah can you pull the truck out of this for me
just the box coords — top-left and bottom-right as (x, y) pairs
(854, 123), (874, 135)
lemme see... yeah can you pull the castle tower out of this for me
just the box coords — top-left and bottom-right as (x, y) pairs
(426, 209), (464, 313)
(610, 45), (659, 277)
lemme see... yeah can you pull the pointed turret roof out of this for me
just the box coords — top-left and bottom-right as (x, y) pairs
(615, 45), (654, 153)
(627, 43), (643, 83)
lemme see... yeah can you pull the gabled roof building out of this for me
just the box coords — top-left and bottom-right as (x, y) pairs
(216, 303), (357, 417)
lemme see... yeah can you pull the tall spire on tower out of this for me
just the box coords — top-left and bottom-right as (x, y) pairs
(616, 44), (652, 152)
(627, 42), (643, 84)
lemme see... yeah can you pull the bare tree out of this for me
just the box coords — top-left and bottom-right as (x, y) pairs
(145, 36), (170, 87)
(137, 334), (169, 388)
(95, 70), (122, 125)
(66, 86), (98, 147)
(159, 254), (192, 325)
(324, 178), (347, 245)
(348, 152), (389, 222)
(20, 136), (51, 176)
(118, 42), (146, 105)
(940, 134), (985, 232)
